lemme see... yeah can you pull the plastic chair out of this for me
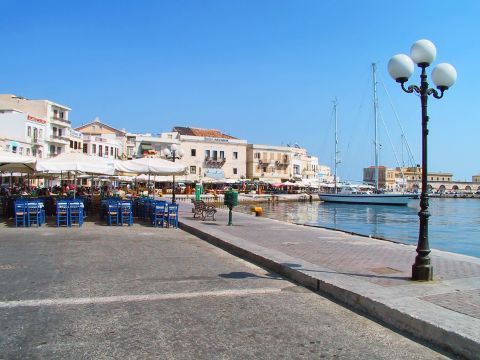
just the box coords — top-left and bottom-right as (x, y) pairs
(69, 201), (84, 227)
(107, 202), (120, 225)
(56, 200), (70, 227)
(166, 203), (179, 228)
(14, 201), (27, 227)
(120, 201), (133, 226)
(151, 201), (166, 227)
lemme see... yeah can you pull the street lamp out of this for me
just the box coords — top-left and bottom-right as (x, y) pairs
(388, 39), (457, 281)
(163, 143), (184, 203)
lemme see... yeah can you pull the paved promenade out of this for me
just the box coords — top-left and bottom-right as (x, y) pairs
(0, 223), (447, 359)
(178, 203), (480, 359)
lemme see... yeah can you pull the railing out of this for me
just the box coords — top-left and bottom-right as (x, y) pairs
(51, 116), (71, 124)
(50, 135), (69, 142)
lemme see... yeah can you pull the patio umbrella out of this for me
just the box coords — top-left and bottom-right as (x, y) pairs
(114, 157), (187, 175)
(0, 150), (36, 173)
(36, 153), (116, 175)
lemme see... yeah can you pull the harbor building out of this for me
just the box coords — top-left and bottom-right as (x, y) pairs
(363, 166), (396, 190)
(125, 132), (179, 159)
(246, 144), (292, 183)
(75, 118), (126, 159)
(171, 127), (247, 182)
(0, 94), (74, 157)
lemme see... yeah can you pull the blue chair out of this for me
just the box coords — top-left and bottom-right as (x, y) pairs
(107, 202), (120, 225)
(120, 201), (133, 226)
(166, 203), (179, 228)
(56, 200), (70, 227)
(151, 201), (166, 227)
(69, 201), (84, 227)
(27, 202), (43, 227)
(14, 201), (27, 227)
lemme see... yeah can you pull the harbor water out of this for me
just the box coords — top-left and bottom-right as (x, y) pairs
(237, 198), (480, 258)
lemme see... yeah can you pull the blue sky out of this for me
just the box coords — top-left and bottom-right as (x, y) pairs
(1, 0), (478, 181)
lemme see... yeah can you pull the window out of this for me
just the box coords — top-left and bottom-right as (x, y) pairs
(191, 149), (196, 156)
(27, 126), (31, 136)
(26, 148), (30, 155)
(12, 146), (17, 153)
(19, 147), (23, 155)
(33, 128), (38, 140)
(32, 149), (37, 157)
(220, 151), (225, 159)
(254, 152), (260, 159)
(58, 128), (62, 137)
(115, 148), (118, 158)
(50, 145), (55, 154)
(60, 111), (64, 119)
(74, 141), (78, 150)
(99, 145), (103, 157)
(70, 140), (73, 148)
(53, 127), (57, 136)
(57, 147), (61, 154)
(233, 151), (238, 159)
(83, 144), (88, 153)
(233, 168), (238, 175)
(212, 150), (218, 160)
(53, 109), (58, 118)
(38, 129), (42, 138)
(110, 147), (113, 156)
(190, 166), (196, 174)
(92, 144), (96, 154)
(205, 150), (211, 158)
(105, 146), (108, 156)
(37, 150), (42, 158)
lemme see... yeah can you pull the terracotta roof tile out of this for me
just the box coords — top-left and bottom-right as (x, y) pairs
(173, 127), (237, 139)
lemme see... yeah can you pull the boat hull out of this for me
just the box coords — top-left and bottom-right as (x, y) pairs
(318, 193), (416, 206)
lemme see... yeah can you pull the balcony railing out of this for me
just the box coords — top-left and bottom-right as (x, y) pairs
(204, 156), (226, 168)
(51, 116), (71, 124)
(50, 135), (69, 143)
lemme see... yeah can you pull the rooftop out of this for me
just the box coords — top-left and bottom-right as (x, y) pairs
(173, 126), (237, 139)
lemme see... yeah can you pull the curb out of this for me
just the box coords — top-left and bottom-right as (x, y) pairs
(179, 220), (479, 359)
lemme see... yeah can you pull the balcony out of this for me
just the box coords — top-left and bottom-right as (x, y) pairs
(31, 137), (44, 147)
(50, 116), (71, 125)
(204, 156), (226, 168)
(49, 135), (70, 144)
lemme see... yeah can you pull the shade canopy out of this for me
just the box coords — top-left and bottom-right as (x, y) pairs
(0, 150), (37, 173)
(36, 153), (116, 175)
(115, 157), (187, 175)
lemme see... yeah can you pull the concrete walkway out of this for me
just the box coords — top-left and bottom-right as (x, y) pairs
(178, 203), (480, 359)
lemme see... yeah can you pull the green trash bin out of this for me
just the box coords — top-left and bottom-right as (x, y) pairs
(195, 184), (203, 201)
(224, 189), (238, 225)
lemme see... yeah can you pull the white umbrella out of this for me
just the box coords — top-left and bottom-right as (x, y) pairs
(0, 150), (36, 173)
(36, 153), (116, 175)
(115, 157), (187, 175)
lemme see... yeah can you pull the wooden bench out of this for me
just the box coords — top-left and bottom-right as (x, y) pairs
(192, 200), (217, 221)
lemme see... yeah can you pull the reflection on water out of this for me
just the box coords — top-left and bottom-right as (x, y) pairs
(236, 198), (480, 258)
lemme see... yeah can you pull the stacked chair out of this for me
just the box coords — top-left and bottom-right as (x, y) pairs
(14, 199), (45, 227)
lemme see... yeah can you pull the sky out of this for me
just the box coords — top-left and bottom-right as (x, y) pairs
(1, 0), (478, 181)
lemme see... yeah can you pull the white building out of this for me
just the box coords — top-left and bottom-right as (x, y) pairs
(75, 118), (125, 159)
(125, 132), (178, 159)
(171, 127), (247, 182)
(0, 94), (73, 157)
(0, 109), (48, 158)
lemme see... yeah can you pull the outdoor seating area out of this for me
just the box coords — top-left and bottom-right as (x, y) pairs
(13, 199), (45, 227)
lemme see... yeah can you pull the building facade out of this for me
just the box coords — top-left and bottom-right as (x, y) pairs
(246, 144), (292, 182)
(172, 127), (247, 182)
(0, 94), (74, 157)
(75, 118), (126, 159)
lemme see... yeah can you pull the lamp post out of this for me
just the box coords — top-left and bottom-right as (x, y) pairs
(388, 39), (457, 281)
(163, 144), (184, 203)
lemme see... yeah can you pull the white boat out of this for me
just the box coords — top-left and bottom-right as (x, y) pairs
(319, 64), (417, 206)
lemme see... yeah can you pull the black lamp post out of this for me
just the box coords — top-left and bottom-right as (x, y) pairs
(163, 144), (184, 203)
(388, 39), (457, 281)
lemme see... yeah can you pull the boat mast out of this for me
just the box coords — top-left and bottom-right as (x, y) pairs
(372, 63), (379, 192)
(333, 98), (339, 194)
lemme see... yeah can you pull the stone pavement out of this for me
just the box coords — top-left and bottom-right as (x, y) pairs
(0, 222), (448, 359)
(178, 203), (480, 359)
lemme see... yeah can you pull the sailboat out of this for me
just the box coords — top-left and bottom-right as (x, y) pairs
(319, 64), (416, 206)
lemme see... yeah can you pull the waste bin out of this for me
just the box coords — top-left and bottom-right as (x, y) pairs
(224, 189), (238, 225)
(195, 184), (203, 201)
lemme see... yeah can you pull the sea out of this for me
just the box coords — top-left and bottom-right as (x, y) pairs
(236, 198), (480, 258)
